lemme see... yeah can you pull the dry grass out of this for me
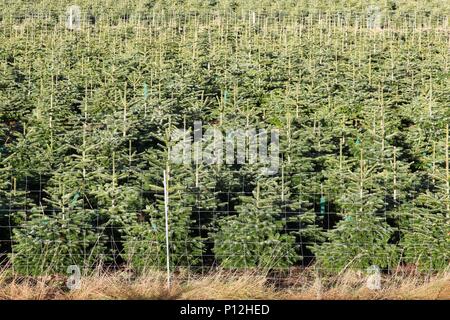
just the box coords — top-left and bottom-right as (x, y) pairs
(0, 267), (448, 300)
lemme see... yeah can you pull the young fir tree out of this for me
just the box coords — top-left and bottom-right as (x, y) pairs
(282, 112), (325, 263)
(122, 124), (203, 271)
(393, 61), (450, 268)
(9, 108), (110, 274)
(213, 170), (298, 269)
(313, 138), (399, 271)
(9, 153), (108, 275)
(398, 125), (450, 270)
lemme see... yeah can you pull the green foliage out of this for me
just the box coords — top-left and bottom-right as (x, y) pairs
(11, 211), (106, 275)
(122, 129), (204, 271)
(213, 178), (298, 269)
(399, 203), (449, 271)
(0, 1), (448, 274)
(398, 126), (450, 270)
(313, 214), (399, 271)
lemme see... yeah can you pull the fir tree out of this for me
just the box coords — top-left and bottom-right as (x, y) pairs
(122, 125), (203, 271)
(398, 125), (450, 270)
(213, 172), (298, 269)
(313, 140), (399, 271)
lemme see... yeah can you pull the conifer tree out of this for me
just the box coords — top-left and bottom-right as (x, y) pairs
(281, 112), (326, 263)
(9, 108), (109, 274)
(398, 125), (450, 270)
(213, 171), (298, 269)
(313, 139), (399, 270)
(122, 125), (203, 271)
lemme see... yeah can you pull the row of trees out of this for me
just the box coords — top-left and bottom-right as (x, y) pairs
(0, 1), (449, 274)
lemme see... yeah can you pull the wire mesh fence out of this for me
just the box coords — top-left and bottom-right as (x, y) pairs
(1, 170), (447, 276)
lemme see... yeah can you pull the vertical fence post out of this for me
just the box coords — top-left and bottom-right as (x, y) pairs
(163, 169), (171, 289)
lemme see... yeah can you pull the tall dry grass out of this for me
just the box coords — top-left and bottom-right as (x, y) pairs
(0, 266), (448, 300)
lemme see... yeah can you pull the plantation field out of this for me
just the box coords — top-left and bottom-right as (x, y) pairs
(0, 0), (449, 288)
